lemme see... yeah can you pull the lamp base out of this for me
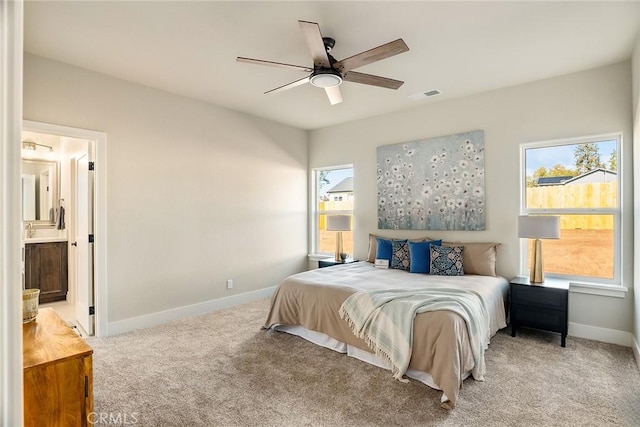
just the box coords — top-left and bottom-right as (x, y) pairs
(530, 238), (544, 283)
(334, 231), (343, 262)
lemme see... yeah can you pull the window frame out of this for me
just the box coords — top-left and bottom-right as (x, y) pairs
(519, 133), (622, 286)
(310, 165), (354, 256)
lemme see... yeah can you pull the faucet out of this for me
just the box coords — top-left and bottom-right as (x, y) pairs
(25, 222), (34, 239)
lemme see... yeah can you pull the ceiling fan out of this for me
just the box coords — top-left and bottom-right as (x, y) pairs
(237, 20), (409, 105)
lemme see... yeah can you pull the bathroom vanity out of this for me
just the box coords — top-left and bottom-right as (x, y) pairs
(22, 154), (68, 304)
(24, 240), (68, 304)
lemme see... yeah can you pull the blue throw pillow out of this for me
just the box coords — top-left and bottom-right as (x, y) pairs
(375, 238), (393, 261)
(390, 240), (410, 271)
(409, 240), (443, 274)
(430, 245), (464, 276)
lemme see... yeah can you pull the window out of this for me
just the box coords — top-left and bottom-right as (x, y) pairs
(521, 134), (620, 283)
(312, 166), (354, 255)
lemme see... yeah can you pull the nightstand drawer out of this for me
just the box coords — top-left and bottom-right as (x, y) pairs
(511, 285), (567, 310)
(318, 258), (357, 268)
(511, 304), (567, 334)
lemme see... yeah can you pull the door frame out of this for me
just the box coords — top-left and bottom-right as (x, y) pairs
(1, 1), (24, 423)
(23, 120), (108, 337)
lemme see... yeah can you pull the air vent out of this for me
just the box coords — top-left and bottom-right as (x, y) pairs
(408, 89), (442, 100)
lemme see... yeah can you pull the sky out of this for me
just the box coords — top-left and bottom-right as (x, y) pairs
(318, 167), (353, 198)
(525, 140), (616, 176)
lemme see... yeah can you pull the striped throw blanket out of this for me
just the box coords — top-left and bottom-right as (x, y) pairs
(339, 288), (491, 382)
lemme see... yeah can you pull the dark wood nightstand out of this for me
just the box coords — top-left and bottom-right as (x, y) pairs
(510, 276), (569, 347)
(318, 258), (358, 268)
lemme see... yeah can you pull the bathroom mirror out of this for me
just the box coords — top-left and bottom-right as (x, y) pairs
(21, 159), (59, 225)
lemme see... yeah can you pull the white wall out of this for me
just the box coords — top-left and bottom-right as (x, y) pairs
(632, 26), (640, 355)
(23, 54), (308, 330)
(634, 30), (640, 119)
(310, 62), (634, 335)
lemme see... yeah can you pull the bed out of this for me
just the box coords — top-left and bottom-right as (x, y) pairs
(263, 241), (508, 408)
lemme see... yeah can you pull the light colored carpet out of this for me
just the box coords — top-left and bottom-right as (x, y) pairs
(87, 298), (640, 426)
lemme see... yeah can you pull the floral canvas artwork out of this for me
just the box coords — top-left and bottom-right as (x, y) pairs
(377, 130), (485, 230)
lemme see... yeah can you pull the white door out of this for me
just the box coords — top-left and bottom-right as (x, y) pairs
(75, 153), (94, 335)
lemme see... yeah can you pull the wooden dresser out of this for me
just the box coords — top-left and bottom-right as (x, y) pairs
(23, 308), (93, 427)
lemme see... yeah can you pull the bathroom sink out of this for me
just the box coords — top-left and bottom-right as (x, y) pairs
(24, 236), (68, 244)
(23, 224), (68, 244)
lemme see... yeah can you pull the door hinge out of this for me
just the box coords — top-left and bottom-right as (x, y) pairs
(85, 375), (89, 398)
(89, 306), (95, 315)
(88, 234), (94, 243)
(88, 161), (95, 171)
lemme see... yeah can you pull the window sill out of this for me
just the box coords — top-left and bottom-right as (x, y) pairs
(308, 253), (332, 262)
(568, 282), (628, 298)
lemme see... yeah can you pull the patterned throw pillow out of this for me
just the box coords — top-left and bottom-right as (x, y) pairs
(430, 245), (464, 276)
(390, 240), (410, 271)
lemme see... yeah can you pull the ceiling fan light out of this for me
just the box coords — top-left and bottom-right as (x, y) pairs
(310, 72), (342, 88)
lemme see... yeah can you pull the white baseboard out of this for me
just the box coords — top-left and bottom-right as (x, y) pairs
(568, 322), (633, 347)
(106, 296), (636, 349)
(107, 286), (277, 336)
(633, 336), (640, 371)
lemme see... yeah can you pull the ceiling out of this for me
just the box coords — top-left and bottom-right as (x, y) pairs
(24, 1), (640, 130)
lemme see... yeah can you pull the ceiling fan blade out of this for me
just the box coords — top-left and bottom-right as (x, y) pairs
(298, 20), (331, 68)
(343, 71), (404, 90)
(236, 57), (313, 73)
(334, 39), (409, 73)
(264, 76), (310, 95)
(324, 86), (343, 105)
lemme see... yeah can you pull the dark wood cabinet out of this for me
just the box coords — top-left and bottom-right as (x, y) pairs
(510, 276), (569, 347)
(25, 242), (68, 304)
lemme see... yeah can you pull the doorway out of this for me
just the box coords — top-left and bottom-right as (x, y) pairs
(22, 120), (107, 337)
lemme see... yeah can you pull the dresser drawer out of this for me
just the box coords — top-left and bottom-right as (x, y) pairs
(511, 284), (567, 310)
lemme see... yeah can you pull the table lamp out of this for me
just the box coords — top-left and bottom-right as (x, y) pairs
(518, 215), (560, 283)
(326, 215), (351, 262)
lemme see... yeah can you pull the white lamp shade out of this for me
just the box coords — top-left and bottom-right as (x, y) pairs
(326, 215), (351, 231)
(518, 215), (560, 239)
